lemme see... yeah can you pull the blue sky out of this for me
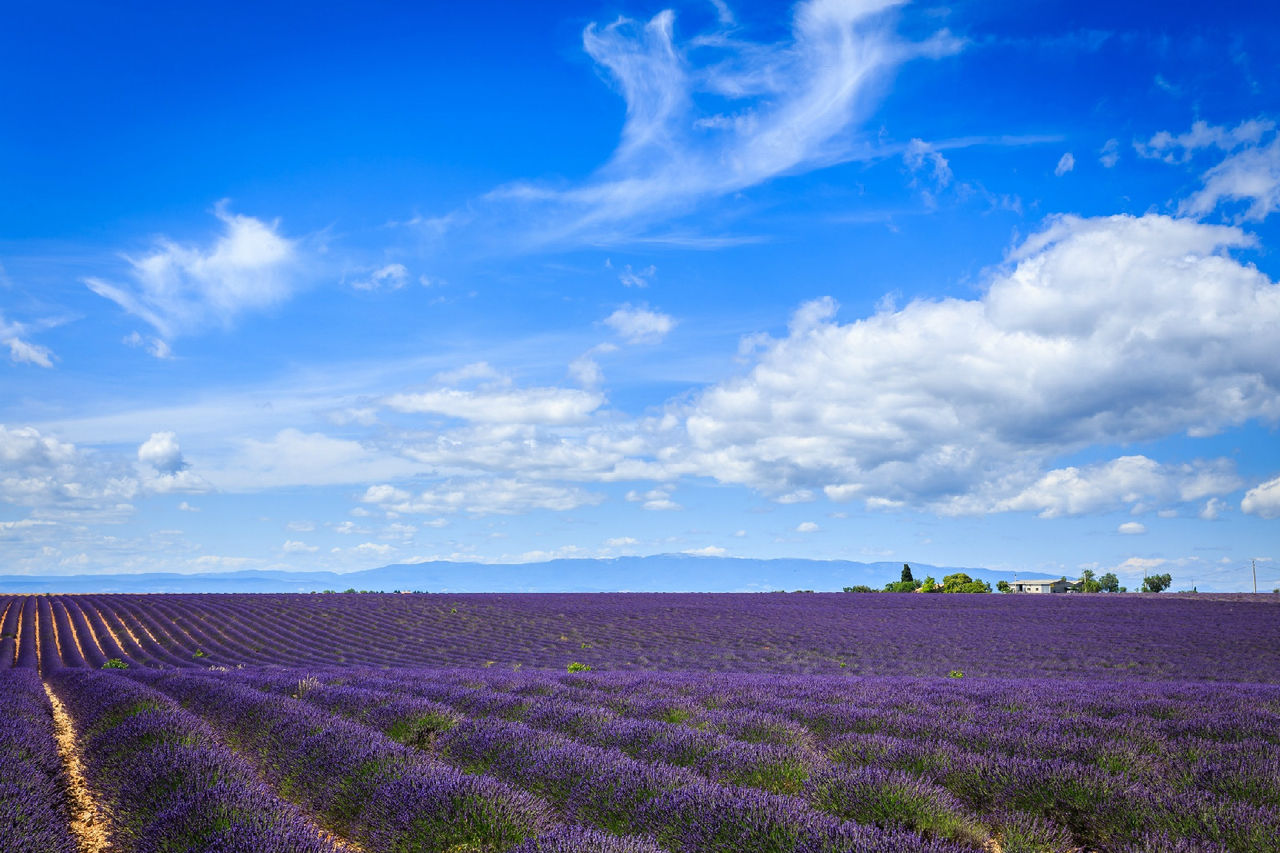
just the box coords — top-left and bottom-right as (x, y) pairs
(2, 0), (1278, 590)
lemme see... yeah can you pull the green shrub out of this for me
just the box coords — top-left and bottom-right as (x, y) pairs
(567, 662), (592, 673)
(102, 658), (129, 669)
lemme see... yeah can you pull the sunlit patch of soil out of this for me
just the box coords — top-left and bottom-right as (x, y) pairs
(43, 682), (114, 853)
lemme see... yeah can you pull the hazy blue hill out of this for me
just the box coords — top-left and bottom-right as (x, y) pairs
(0, 555), (1055, 594)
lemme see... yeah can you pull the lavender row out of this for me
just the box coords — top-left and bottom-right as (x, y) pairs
(0, 670), (78, 853)
(448, 668), (1280, 845)
(130, 670), (607, 853)
(233, 666), (1280, 852)
(46, 669), (337, 853)
(229, 669), (968, 853)
(322, 665), (1280, 809)
(7, 592), (1280, 681)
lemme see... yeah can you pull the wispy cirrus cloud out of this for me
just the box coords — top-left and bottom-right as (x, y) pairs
(482, 0), (960, 246)
(1, 311), (55, 367)
(85, 202), (300, 344)
(1138, 117), (1280, 222)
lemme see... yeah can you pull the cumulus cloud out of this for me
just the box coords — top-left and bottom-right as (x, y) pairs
(683, 545), (727, 556)
(1199, 497), (1227, 520)
(137, 431), (209, 493)
(796, 521), (819, 532)
(0, 424), (137, 508)
(138, 431), (186, 474)
(84, 204), (299, 341)
(487, 0), (958, 245)
(1054, 152), (1075, 176)
(282, 539), (318, 553)
(626, 487), (680, 511)
(960, 456), (1241, 519)
(1117, 521), (1146, 535)
(604, 304), (675, 343)
(666, 213), (1278, 510)
(1241, 474), (1280, 519)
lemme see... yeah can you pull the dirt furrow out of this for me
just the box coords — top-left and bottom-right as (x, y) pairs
(42, 682), (114, 853)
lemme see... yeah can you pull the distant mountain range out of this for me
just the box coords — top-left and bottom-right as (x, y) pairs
(0, 555), (1058, 594)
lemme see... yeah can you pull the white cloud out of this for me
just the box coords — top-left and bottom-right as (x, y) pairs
(606, 536), (639, 546)
(355, 542), (394, 556)
(1241, 474), (1280, 519)
(177, 501), (200, 512)
(385, 386), (604, 425)
(618, 264), (656, 288)
(683, 545), (727, 556)
(370, 477), (605, 516)
(1099, 138), (1120, 168)
(488, 0), (959, 245)
(5, 337), (54, 368)
(1181, 137), (1280, 222)
(668, 213), (1278, 510)
(123, 331), (174, 360)
(796, 521), (819, 532)
(904, 138), (953, 204)
(0, 424), (138, 509)
(1054, 152), (1075, 176)
(351, 263), (409, 291)
(569, 343), (618, 388)
(84, 204), (298, 340)
(604, 304), (675, 343)
(1117, 521), (1146, 535)
(138, 431), (186, 474)
(626, 487), (681, 511)
(1, 312), (54, 368)
(137, 431), (209, 494)
(1136, 118), (1274, 164)
(1199, 497), (1227, 520)
(362, 484), (412, 504)
(282, 539), (318, 553)
(968, 456), (1241, 519)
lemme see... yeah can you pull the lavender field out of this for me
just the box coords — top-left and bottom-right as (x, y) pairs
(3, 593), (1279, 852)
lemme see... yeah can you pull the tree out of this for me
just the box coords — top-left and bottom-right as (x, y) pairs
(919, 575), (939, 593)
(1098, 572), (1120, 593)
(843, 585), (875, 593)
(1142, 573), (1172, 593)
(1080, 569), (1102, 593)
(940, 572), (992, 593)
(901, 563), (915, 584)
(996, 580), (1011, 593)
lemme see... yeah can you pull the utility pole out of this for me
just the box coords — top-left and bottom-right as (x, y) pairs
(1253, 559), (1257, 595)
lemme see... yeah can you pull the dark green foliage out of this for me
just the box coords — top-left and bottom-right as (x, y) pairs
(901, 564), (915, 584)
(842, 585), (875, 593)
(996, 580), (1011, 593)
(1143, 573), (1173, 593)
(941, 573), (992, 594)
(103, 658), (129, 669)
